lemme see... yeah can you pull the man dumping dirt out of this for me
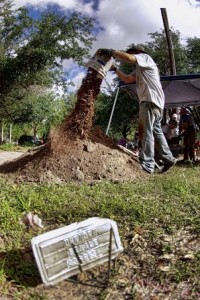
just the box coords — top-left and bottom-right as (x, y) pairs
(0, 51), (145, 184)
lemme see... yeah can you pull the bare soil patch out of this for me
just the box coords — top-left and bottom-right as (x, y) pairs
(0, 151), (25, 165)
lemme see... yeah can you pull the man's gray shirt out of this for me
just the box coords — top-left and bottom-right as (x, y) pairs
(134, 53), (165, 109)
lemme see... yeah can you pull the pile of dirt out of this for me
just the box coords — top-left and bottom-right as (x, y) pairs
(0, 127), (144, 183)
(0, 66), (145, 183)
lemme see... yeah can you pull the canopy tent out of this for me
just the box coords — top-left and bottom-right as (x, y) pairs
(106, 74), (200, 134)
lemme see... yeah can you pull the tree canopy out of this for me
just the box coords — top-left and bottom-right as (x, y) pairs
(0, 0), (95, 104)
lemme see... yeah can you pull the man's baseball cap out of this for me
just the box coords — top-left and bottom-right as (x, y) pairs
(126, 45), (147, 54)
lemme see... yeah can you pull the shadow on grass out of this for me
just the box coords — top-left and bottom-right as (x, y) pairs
(176, 159), (200, 168)
(0, 248), (112, 290)
(0, 248), (41, 288)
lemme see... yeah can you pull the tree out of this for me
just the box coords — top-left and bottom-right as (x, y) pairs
(145, 28), (187, 75)
(0, 0), (96, 141)
(186, 37), (200, 73)
(184, 37), (200, 130)
(1, 87), (75, 142)
(0, 0), (95, 104)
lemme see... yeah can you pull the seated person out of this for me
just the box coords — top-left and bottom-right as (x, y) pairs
(169, 120), (179, 144)
(172, 113), (179, 123)
(126, 131), (141, 156)
(162, 119), (180, 157)
(162, 122), (169, 138)
(162, 119), (179, 145)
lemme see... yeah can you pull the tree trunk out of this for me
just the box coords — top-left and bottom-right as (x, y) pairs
(9, 123), (12, 143)
(1, 121), (4, 143)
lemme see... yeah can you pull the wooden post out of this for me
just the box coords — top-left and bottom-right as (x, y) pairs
(161, 8), (176, 75)
(161, 8), (178, 116)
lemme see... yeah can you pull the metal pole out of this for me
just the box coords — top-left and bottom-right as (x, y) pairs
(107, 227), (113, 285)
(106, 87), (119, 135)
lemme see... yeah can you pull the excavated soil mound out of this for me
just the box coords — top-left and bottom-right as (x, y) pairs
(0, 127), (145, 184)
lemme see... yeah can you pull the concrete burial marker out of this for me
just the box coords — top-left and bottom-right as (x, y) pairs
(31, 217), (124, 286)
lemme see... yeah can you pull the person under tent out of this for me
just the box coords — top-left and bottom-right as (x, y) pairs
(179, 107), (197, 162)
(162, 119), (180, 158)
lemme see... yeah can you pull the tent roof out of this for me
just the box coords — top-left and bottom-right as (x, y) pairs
(118, 74), (200, 108)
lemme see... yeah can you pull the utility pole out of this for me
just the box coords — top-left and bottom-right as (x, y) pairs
(161, 8), (178, 117)
(161, 8), (176, 75)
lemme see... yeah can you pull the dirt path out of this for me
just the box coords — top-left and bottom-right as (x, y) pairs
(0, 151), (25, 165)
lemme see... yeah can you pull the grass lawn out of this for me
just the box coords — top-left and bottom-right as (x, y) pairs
(0, 163), (199, 299)
(0, 144), (30, 152)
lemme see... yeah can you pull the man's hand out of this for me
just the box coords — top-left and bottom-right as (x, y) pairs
(96, 48), (114, 57)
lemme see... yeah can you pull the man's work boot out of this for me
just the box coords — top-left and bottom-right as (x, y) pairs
(162, 158), (178, 173)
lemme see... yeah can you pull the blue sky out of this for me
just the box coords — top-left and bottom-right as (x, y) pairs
(14, 0), (200, 93)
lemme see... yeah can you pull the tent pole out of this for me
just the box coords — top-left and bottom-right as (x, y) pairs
(106, 87), (119, 135)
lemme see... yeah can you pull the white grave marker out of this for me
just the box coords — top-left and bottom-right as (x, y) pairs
(31, 217), (123, 285)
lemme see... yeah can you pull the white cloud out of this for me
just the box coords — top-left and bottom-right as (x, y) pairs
(14, 0), (200, 49)
(14, 0), (95, 15)
(62, 59), (80, 74)
(92, 0), (200, 52)
(66, 70), (86, 93)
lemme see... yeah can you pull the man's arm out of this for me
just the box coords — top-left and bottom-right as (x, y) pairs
(112, 50), (137, 64)
(97, 48), (137, 64)
(97, 49), (137, 83)
(112, 51), (137, 83)
(115, 69), (136, 84)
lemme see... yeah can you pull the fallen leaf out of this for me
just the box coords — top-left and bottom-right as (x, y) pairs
(19, 212), (44, 228)
(158, 265), (170, 272)
(159, 254), (174, 261)
(181, 253), (195, 260)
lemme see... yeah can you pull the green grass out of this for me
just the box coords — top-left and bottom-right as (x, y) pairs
(0, 163), (200, 299)
(0, 143), (28, 151)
